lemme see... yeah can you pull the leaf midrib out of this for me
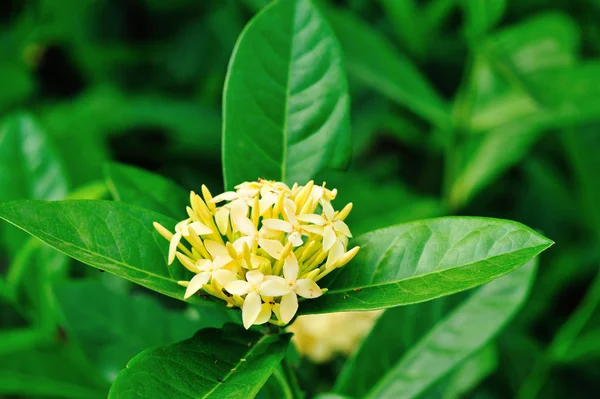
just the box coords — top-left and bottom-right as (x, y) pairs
(199, 334), (271, 399)
(327, 243), (549, 294)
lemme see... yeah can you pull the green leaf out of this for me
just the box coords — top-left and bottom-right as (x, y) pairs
(222, 0), (351, 189)
(105, 162), (189, 220)
(448, 114), (552, 209)
(0, 344), (109, 398)
(109, 325), (291, 399)
(364, 260), (536, 399)
(335, 295), (461, 396)
(55, 279), (235, 383)
(300, 217), (552, 314)
(0, 112), (69, 261)
(0, 113), (68, 202)
(0, 199), (222, 309)
(463, 0), (506, 37)
(427, 345), (498, 399)
(323, 7), (450, 128)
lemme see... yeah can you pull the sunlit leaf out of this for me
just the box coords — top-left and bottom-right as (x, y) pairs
(300, 218), (551, 314)
(109, 325), (291, 399)
(223, 0), (350, 188)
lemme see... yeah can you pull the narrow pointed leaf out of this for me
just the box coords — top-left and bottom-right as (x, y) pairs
(223, 0), (350, 188)
(104, 162), (189, 219)
(0, 113), (67, 202)
(364, 260), (536, 399)
(109, 325), (291, 399)
(300, 217), (552, 314)
(323, 7), (450, 128)
(0, 199), (221, 308)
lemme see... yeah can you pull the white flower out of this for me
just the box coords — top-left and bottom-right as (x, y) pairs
(296, 201), (352, 267)
(232, 214), (285, 259)
(261, 208), (307, 247)
(168, 219), (213, 264)
(182, 240), (232, 299)
(216, 269), (290, 329)
(279, 254), (323, 323)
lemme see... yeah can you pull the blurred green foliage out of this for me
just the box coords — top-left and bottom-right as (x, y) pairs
(1, 0), (600, 398)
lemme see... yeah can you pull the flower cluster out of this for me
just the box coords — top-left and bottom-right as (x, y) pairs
(153, 180), (360, 329)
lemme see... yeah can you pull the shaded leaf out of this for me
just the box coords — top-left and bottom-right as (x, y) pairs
(109, 325), (291, 399)
(0, 344), (108, 399)
(463, 0), (506, 37)
(0, 113), (68, 202)
(300, 217), (551, 314)
(335, 295), (461, 396)
(364, 260), (536, 398)
(223, 0), (350, 188)
(323, 7), (450, 128)
(105, 162), (189, 220)
(55, 280), (235, 383)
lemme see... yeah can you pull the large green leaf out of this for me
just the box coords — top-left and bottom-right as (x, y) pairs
(335, 294), (461, 396)
(222, 0), (350, 189)
(364, 260), (536, 399)
(323, 7), (450, 128)
(105, 162), (189, 220)
(0, 199), (222, 308)
(55, 280), (235, 383)
(109, 325), (291, 398)
(300, 217), (551, 314)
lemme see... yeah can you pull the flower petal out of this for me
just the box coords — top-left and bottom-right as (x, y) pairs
(242, 292), (262, 329)
(254, 303), (272, 325)
(260, 277), (291, 296)
(250, 254), (270, 270)
(322, 200), (335, 220)
(295, 279), (323, 299)
(259, 196), (277, 215)
(230, 200), (249, 230)
(283, 254), (299, 282)
(322, 226), (337, 252)
(288, 231), (304, 247)
(333, 220), (352, 237)
(214, 207), (230, 235)
(279, 293), (298, 324)
(212, 269), (238, 287)
(296, 214), (326, 225)
(302, 225), (324, 235)
(195, 259), (213, 272)
(212, 255), (232, 270)
(168, 232), (182, 265)
(326, 240), (345, 269)
(258, 238), (284, 260)
(225, 280), (252, 296)
(233, 236), (254, 253)
(205, 240), (229, 258)
(188, 221), (213, 236)
(246, 269), (264, 286)
(235, 215), (257, 236)
(184, 272), (211, 299)
(262, 218), (293, 233)
(211, 191), (238, 203)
